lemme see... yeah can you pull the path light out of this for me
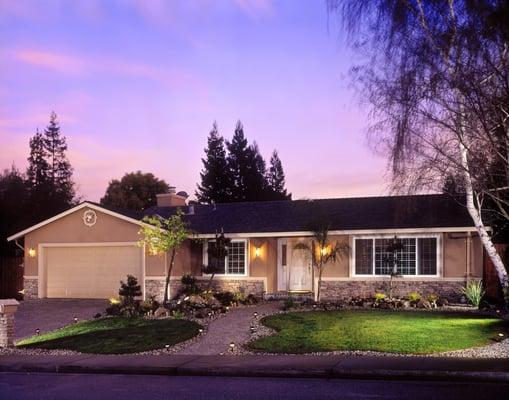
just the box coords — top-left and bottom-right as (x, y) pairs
(229, 342), (235, 352)
(499, 333), (505, 337)
(165, 344), (170, 352)
(198, 328), (203, 333)
(250, 325), (256, 333)
(253, 312), (258, 318)
(35, 328), (40, 335)
(226, 306), (230, 311)
(312, 304), (317, 309)
(184, 296), (190, 301)
(73, 317), (78, 323)
(207, 312), (212, 317)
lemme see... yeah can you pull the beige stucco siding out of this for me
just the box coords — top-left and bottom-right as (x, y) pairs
(321, 235), (350, 278)
(24, 207), (142, 276)
(249, 237), (277, 292)
(443, 234), (482, 278)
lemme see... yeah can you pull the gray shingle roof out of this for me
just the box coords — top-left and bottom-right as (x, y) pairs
(142, 194), (474, 235)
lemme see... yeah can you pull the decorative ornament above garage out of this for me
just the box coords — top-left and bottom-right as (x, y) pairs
(83, 209), (97, 227)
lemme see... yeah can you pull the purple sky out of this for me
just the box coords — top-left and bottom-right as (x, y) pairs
(0, 0), (387, 202)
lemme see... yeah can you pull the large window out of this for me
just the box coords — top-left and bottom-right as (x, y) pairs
(205, 239), (247, 276)
(354, 236), (438, 276)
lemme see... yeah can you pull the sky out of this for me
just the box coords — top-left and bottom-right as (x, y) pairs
(0, 0), (387, 202)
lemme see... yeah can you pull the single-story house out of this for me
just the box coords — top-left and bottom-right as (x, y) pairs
(7, 189), (483, 302)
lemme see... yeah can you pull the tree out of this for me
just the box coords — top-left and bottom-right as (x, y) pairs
(226, 121), (251, 202)
(139, 210), (190, 305)
(266, 151), (291, 200)
(118, 275), (142, 317)
(0, 166), (30, 256)
(26, 128), (51, 220)
(101, 171), (170, 211)
(43, 111), (75, 210)
(196, 122), (233, 203)
(201, 231), (231, 289)
(244, 142), (268, 201)
(312, 225), (349, 303)
(329, 0), (509, 293)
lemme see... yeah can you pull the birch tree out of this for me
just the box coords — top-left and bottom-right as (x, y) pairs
(328, 0), (509, 293)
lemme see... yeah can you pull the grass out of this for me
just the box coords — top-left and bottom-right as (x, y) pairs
(248, 310), (509, 354)
(17, 317), (201, 354)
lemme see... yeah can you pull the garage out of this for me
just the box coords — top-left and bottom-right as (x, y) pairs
(43, 244), (143, 299)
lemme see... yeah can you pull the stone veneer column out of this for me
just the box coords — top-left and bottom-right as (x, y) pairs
(0, 299), (20, 348)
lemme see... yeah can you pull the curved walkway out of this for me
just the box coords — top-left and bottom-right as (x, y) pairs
(177, 302), (280, 355)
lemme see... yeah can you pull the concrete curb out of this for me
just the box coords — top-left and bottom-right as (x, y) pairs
(1, 354), (508, 382)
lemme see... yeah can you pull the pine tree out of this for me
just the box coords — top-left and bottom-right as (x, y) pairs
(196, 122), (233, 203)
(226, 121), (251, 202)
(244, 142), (268, 201)
(26, 128), (51, 219)
(43, 111), (75, 209)
(266, 150), (291, 200)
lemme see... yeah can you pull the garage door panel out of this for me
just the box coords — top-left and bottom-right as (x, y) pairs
(45, 245), (142, 299)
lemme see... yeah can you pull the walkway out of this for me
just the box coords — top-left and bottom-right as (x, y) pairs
(177, 302), (280, 355)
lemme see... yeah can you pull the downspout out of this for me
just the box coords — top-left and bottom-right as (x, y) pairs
(465, 232), (471, 282)
(14, 239), (24, 253)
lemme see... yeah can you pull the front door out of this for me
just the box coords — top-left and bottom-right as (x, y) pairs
(289, 241), (313, 291)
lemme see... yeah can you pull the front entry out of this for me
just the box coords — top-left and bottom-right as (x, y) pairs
(277, 238), (313, 292)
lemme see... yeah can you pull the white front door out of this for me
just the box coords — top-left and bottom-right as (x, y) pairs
(288, 241), (312, 291)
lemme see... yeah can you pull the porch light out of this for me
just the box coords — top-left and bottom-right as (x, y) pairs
(254, 246), (261, 257)
(28, 248), (36, 258)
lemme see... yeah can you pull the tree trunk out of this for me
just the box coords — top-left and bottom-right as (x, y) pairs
(316, 266), (323, 303)
(460, 142), (508, 290)
(163, 249), (177, 306)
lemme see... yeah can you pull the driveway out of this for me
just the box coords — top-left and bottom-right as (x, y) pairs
(14, 299), (108, 340)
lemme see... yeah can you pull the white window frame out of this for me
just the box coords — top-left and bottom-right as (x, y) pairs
(351, 234), (442, 278)
(203, 238), (249, 277)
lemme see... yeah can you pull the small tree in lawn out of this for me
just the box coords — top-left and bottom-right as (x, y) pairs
(139, 209), (189, 306)
(382, 237), (404, 300)
(201, 230), (230, 290)
(312, 225), (349, 303)
(118, 275), (142, 317)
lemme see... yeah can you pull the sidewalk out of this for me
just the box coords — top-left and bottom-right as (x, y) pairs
(1, 354), (508, 382)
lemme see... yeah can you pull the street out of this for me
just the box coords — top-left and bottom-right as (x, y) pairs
(0, 372), (507, 400)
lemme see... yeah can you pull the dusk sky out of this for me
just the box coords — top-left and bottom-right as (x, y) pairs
(0, 0), (387, 202)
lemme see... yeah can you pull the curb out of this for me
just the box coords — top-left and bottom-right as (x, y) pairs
(1, 362), (509, 382)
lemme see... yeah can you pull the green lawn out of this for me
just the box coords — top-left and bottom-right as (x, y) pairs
(17, 317), (201, 354)
(248, 310), (509, 354)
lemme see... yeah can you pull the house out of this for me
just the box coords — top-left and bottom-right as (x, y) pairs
(7, 189), (483, 302)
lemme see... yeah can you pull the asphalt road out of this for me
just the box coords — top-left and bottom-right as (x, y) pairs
(0, 372), (508, 400)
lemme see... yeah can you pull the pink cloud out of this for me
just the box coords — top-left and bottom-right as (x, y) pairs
(233, 0), (275, 19)
(16, 50), (85, 75)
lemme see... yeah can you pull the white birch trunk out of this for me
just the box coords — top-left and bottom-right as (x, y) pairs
(460, 142), (508, 288)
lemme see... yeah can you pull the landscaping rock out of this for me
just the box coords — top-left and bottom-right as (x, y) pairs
(402, 300), (411, 309)
(154, 307), (169, 318)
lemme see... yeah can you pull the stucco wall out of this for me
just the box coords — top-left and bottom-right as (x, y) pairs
(24, 207), (141, 276)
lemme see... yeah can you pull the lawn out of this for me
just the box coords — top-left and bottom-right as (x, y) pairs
(248, 310), (509, 354)
(17, 317), (201, 354)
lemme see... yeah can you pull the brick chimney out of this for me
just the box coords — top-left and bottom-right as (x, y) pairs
(156, 187), (188, 207)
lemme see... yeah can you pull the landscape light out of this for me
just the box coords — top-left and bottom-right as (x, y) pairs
(229, 342), (235, 350)
(73, 317), (78, 323)
(253, 312), (258, 318)
(35, 328), (40, 335)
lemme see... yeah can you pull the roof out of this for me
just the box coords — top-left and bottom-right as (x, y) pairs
(7, 194), (476, 241)
(143, 194), (475, 235)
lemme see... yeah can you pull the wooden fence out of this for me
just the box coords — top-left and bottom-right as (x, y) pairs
(483, 244), (508, 302)
(0, 256), (24, 300)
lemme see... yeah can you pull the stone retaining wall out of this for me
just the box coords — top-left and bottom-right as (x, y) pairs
(144, 278), (265, 302)
(319, 279), (472, 303)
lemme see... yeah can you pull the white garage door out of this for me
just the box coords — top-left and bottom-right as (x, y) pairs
(45, 245), (142, 299)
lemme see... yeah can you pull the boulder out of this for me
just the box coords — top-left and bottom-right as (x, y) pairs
(154, 307), (169, 318)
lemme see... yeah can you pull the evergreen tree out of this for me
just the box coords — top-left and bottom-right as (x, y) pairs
(26, 128), (51, 220)
(196, 122), (233, 203)
(244, 142), (268, 201)
(43, 111), (75, 209)
(226, 121), (251, 202)
(266, 150), (291, 200)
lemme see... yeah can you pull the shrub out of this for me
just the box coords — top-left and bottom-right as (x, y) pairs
(116, 275), (142, 317)
(181, 274), (200, 295)
(214, 291), (235, 306)
(140, 295), (160, 315)
(426, 294), (439, 307)
(172, 310), (185, 319)
(233, 291), (247, 303)
(373, 293), (386, 304)
(461, 280), (485, 308)
(283, 296), (295, 310)
(408, 292), (421, 304)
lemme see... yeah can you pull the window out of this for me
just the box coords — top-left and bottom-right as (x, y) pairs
(281, 244), (287, 266)
(205, 239), (247, 276)
(354, 236), (438, 276)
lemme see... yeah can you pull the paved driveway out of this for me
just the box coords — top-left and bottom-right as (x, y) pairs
(14, 299), (108, 340)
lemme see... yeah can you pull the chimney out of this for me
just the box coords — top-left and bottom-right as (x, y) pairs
(156, 187), (188, 207)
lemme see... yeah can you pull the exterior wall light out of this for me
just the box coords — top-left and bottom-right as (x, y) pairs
(254, 246), (261, 257)
(28, 248), (36, 258)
